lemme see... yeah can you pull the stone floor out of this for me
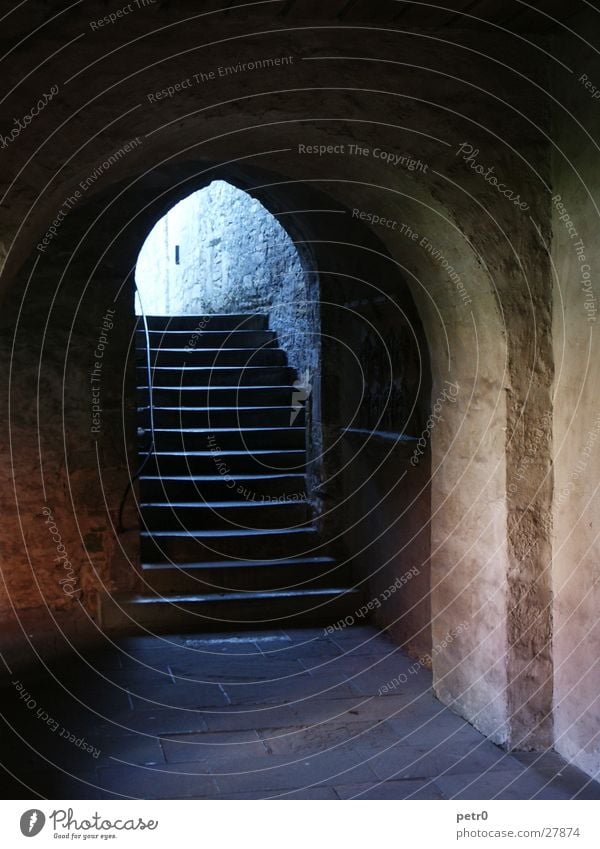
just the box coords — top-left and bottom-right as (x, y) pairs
(1, 623), (599, 800)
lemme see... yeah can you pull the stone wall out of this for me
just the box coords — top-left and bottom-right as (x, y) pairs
(551, 11), (600, 778)
(339, 434), (432, 658)
(318, 239), (431, 657)
(135, 179), (313, 377)
(0, 234), (138, 617)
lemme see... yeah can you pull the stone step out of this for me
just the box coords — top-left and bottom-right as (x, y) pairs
(139, 499), (310, 531)
(125, 309), (354, 638)
(137, 385), (297, 407)
(140, 556), (342, 594)
(146, 427), (305, 453)
(139, 449), (305, 477)
(136, 365), (296, 387)
(135, 347), (287, 367)
(99, 586), (360, 634)
(138, 473), (307, 502)
(137, 405), (305, 429)
(140, 526), (322, 562)
(135, 329), (277, 350)
(139, 313), (268, 331)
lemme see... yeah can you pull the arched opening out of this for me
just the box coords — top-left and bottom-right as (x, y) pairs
(134, 179), (306, 323)
(112, 170), (432, 643)
(2, 151), (551, 798)
(2, 159), (432, 654)
(129, 179), (334, 627)
(132, 179), (320, 460)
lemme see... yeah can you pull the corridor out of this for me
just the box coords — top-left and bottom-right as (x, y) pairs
(2, 622), (598, 801)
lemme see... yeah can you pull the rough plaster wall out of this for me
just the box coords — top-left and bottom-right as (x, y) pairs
(0, 254), (137, 616)
(551, 13), (600, 779)
(310, 179), (514, 746)
(387, 209), (513, 746)
(429, 186), (555, 751)
(339, 433), (432, 653)
(135, 180), (303, 319)
(318, 239), (432, 659)
(0, 8), (557, 755)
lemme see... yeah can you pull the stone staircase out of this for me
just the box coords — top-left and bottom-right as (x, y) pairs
(101, 313), (358, 633)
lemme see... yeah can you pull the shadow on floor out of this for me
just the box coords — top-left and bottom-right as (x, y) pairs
(1, 620), (598, 800)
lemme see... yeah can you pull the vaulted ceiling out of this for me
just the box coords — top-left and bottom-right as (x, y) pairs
(248, 0), (583, 32)
(0, 0), (588, 46)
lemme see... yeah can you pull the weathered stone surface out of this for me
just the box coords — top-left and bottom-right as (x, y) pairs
(135, 179), (313, 373)
(550, 10), (600, 780)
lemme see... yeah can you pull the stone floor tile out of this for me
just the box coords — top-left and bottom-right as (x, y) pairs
(96, 763), (220, 798)
(202, 692), (427, 735)
(93, 733), (165, 766)
(220, 674), (357, 705)
(298, 650), (416, 677)
(98, 668), (176, 687)
(115, 635), (189, 651)
(258, 719), (400, 756)
(116, 650), (177, 671)
(83, 707), (210, 738)
(210, 751), (379, 794)
(181, 633), (289, 655)
(202, 702), (304, 733)
(160, 729), (266, 763)
(383, 709), (492, 750)
(334, 779), (445, 800)
(363, 739), (519, 782)
(262, 639), (344, 660)
(433, 768), (594, 800)
(128, 681), (229, 710)
(217, 786), (339, 799)
(168, 657), (304, 682)
(509, 748), (600, 796)
(329, 627), (398, 650)
(280, 628), (331, 642)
